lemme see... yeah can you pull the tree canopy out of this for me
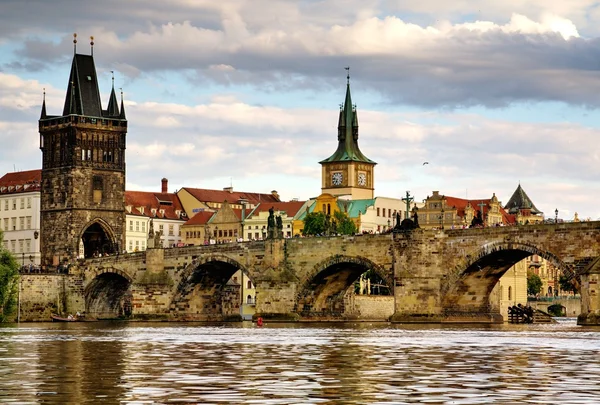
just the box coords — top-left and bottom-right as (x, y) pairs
(559, 274), (579, 295)
(527, 272), (543, 296)
(302, 210), (357, 236)
(0, 231), (19, 322)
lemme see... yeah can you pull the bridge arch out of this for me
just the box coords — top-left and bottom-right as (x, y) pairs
(170, 254), (254, 321)
(442, 240), (572, 321)
(295, 254), (392, 319)
(84, 267), (133, 319)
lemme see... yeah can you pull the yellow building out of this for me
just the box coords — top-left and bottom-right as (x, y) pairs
(490, 260), (528, 321)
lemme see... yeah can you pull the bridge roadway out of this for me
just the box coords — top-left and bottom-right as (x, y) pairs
(21, 221), (600, 324)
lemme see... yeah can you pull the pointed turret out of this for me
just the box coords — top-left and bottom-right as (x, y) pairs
(106, 72), (119, 117)
(119, 89), (126, 119)
(40, 89), (47, 119)
(319, 76), (375, 164)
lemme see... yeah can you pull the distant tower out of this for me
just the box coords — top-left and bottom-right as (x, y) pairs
(319, 69), (376, 199)
(38, 34), (127, 265)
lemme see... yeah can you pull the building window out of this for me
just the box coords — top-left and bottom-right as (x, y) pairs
(3, 218), (7, 230)
(26, 216), (31, 229)
(377, 207), (380, 216)
(18, 239), (23, 253)
(12, 199), (16, 210)
(10, 240), (15, 252)
(248, 233), (252, 240)
(169, 224), (174, 236)
(247, 280), (252, 289)
(129, 220), (133, 231)
(92, 175), (103, 203)
(11, 217), (16, 230)
(508, 286), (512, 301)
(19, 217), (24, 230)
(136, 221), (140, 232)
(25, 239), (31, 252)
(247, 295), (253, 304)
(20, 198), (24, 209)
(26, 197), (31, 208)
(142, 222), (146, 233)
(129, 240), (133, 251)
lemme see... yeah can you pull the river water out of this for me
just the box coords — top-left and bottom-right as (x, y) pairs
(1, 319), (599, 404)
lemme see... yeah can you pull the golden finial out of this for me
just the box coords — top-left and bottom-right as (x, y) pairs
(90, 36), (94, 56)
(43, 87), (46, 101)
(73, 33), (77, 54)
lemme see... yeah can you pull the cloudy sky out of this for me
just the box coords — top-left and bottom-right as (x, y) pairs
(2, 0), (600, 220)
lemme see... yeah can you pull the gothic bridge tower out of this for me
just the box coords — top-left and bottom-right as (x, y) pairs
(39, 35), (127, 265)
(319, 71), (376, 199)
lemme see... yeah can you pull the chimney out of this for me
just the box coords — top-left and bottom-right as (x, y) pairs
(223, 186), (233, 193)
(271, 190), (280, 201)
(161, 178), (168, 193)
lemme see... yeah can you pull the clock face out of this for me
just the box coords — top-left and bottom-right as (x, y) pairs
(358, 172), (366, 186)
(332, 172), (343, 186)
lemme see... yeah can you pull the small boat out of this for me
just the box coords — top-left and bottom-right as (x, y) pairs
(51, 313), (79, 322)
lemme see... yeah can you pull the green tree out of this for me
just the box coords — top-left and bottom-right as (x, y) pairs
(302, 212), (327, 236)
(559, 274), (579, 295)
(527, 272), (543, 296)
(0, 231), (19, 322)
(334, 211), (357, 235)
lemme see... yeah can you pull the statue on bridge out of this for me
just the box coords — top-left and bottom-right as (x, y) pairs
(267, 207), (277, 239)
(276, 215), (283, 239)
(148, 219), (156, 248)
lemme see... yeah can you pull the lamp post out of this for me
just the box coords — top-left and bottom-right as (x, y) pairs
(555, 208), (558, 224)
(439, 206), (444, 230)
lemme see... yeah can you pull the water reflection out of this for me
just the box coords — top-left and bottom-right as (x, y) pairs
(1, 320), (600, 403)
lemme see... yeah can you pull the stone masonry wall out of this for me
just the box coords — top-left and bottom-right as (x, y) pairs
(19, 274), (85, 321)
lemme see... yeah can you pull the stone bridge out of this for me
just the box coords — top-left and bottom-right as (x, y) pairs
(20, 221), (600, 324)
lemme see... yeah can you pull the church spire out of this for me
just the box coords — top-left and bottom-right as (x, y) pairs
(319, 68), (375, 165)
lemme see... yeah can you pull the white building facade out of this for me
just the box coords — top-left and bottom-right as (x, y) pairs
(0, 170), (42, 266)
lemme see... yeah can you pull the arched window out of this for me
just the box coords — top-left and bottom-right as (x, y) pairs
(247, 295), (253, 304)
(508, 286), (512, 301)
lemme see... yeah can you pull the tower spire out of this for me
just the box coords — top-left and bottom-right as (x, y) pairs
(119, 88), (126, 119)
(345, 66), (350, 84)
(73, 33), (77, 54)
(40, 88), (47, 119)
(90, 36), (94, 56)
(106, 70), (119, 117)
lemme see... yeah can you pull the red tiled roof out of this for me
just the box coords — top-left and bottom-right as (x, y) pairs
(183, 210), (214, 226)
(182, 187), (280, 205)
(0, 169), (41, 194)
(248, 201), (306, 218)
(125, 191), (185, 220)
(444, 195), (514, 224)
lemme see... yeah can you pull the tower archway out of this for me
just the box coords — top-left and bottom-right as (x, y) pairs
(80, 219), (117, 258)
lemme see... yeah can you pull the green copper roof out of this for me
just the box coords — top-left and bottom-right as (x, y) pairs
(339, 199), (376, 218)
(320, 80), (376, 165)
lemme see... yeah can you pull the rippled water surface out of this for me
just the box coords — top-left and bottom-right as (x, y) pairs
(1, 319), (600, 404)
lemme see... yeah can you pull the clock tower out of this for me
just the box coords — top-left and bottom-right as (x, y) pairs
(319, 73), (376, 199)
